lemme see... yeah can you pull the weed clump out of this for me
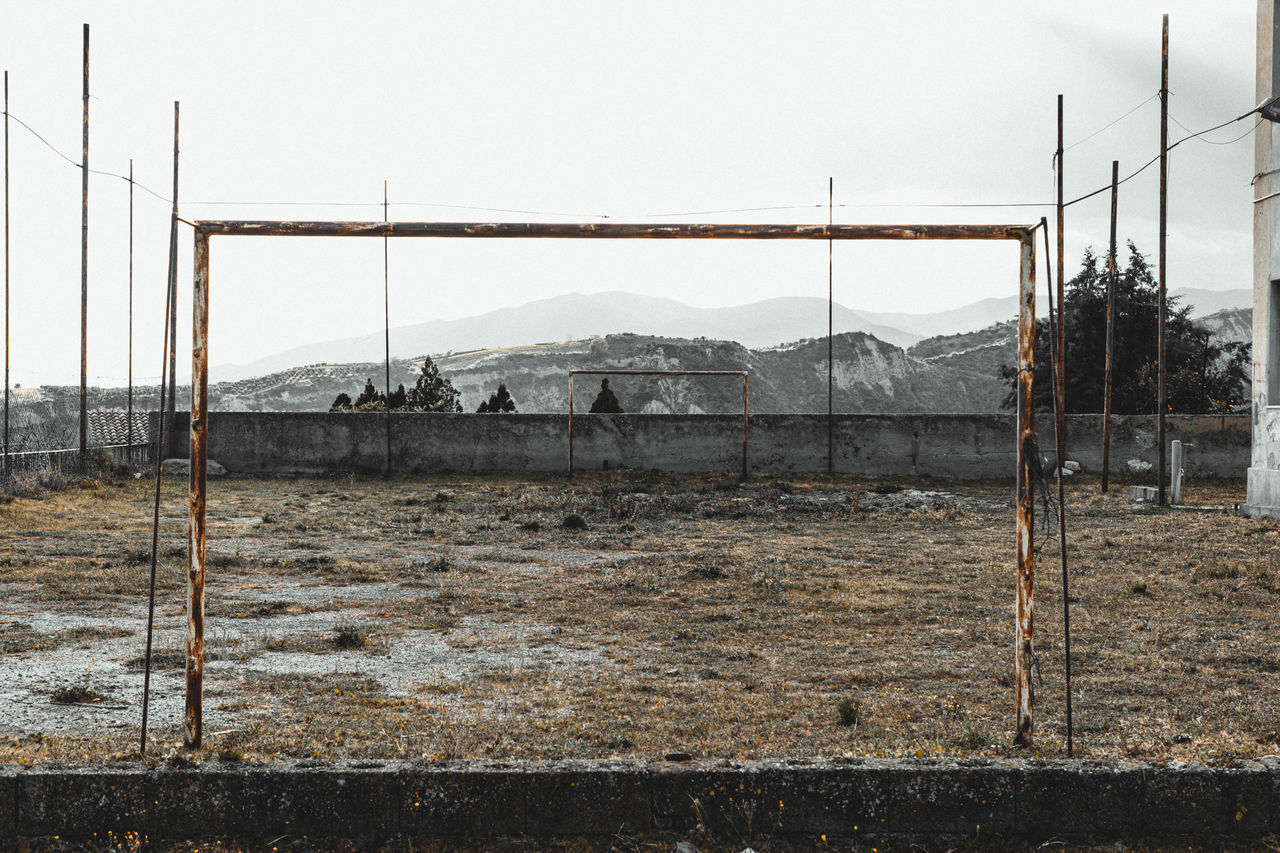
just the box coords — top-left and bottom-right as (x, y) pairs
(332, 624), (369, 650)
(50, 683), (107, 704)
(561, 513), (588, 531)
(836, 694), (864, 727)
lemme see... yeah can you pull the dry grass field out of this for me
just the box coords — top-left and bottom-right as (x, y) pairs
(0, 469), (1277, 768)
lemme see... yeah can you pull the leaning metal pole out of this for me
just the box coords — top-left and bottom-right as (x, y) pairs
(3, 70), (9, 477)
(1056, 94), (1066, 451)
(127, 159), (134, 450)
(1014, 230), (1037, 747)
(79, 25), (89, 459)
(1102, 161), (1119, 493)
(383, 180), (391, 475)
(1157, 14), (1169, 505)
(165, 103), (179, 459)
(827, 177), (834, 474)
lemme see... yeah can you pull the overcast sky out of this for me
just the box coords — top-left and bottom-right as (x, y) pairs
(0, 2), (1259, 386)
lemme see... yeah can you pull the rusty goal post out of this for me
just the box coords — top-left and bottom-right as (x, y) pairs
(186, 219), (1039, 750)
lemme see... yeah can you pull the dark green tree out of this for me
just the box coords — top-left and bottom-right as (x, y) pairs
(1002, 242), (1248, 414)
(387, 383), (408, 411)
(588, 378), (623, 413)
(405, 357), (463, 412)
(476, 383), (517, 413)
(351, 378), (385, 411)
(329, 392), (352, 412)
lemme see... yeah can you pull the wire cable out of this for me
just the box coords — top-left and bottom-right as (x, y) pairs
(1064, 91), (1160, 153)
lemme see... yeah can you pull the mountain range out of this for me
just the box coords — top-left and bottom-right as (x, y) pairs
(211, 287), (1251, 384)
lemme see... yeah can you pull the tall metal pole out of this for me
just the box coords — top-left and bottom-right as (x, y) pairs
(127, 159), (134, 449)
(79, 24), (89, 459)
(4, 70), (10, 476)
(383, 180), (391, 475)
(165, 103), (179, 458)
(1014, 231), (1037, 747)
(827, 177), (833, 474)
(1041, 219), (1072, 756)
(1102, 161), (1119, 493)
(1055, 94), (1066, 453)
(1157, 14), (1169, 505)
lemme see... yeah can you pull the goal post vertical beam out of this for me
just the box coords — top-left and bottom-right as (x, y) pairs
(186, 226), (210, 749)
(1014, 229), (1037, 746)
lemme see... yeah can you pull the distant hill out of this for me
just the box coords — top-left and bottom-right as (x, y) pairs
(211, 287), (1252, 385)
(211, 293), (921, 383)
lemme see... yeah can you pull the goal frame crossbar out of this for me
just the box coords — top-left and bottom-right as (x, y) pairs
(186, 219), (1039, 749)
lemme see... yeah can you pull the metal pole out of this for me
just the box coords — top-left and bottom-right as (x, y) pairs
(3, 70), (9, 477)
(140, 211), (176, 756)
(79, 24), (89, 459)
(165, 103), (179, 459)
(1041, 219), (1072, 756)
(383, 180), (391, 475)
(186, 227), (209, 749)
(127, 159), (133, 450)
(742, 373), (749, 479)
(567, 373), (574, 476)
(827, 177), (833, 475)
(1056, 95), (1066, 449)
(1102, 160), (1119, 493)
(1014, 231), (1036, 747)
(1157, 14), (1169, 505)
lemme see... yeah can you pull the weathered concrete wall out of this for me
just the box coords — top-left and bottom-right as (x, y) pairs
(3, 758), (1280, 844)
(159, 412), (1251, 478)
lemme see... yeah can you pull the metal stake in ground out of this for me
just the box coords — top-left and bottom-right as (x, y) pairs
(827, 176), (834, 475)
(165, 103), (179, 459)
(3, 70), (9, 478)
(383, 180), (391, 475)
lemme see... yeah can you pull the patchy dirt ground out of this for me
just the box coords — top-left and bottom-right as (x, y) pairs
(0, 470), (1276, 766)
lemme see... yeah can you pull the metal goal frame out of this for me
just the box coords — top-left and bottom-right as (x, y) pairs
(185, 219), (1039, 749)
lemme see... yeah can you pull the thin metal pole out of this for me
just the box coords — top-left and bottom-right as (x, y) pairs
(79, 24), (89, 459)
(827, 177), (834, 475)
(567, 373), (574, 476)
(383, 180), (391, 475)
(1157, 14), (1169, 505)
(127, 159), (134, 449)
(3, 70), (9, 477)
(742, 374), (749, 479)
(1055, 94), (1066, 455)
(1041, 219), (1072, 756)
(140, 215), (176, 756)
(165, 103), (179, 459)
(1102, 161), (1119, 493)
(186, 228), (209, 749)
(1014, 231), (1036, 747)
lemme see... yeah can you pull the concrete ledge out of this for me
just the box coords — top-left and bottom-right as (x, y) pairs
(3, 758), (1280, 845)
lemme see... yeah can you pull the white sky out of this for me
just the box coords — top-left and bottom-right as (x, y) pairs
(0, 1), (1260, 386)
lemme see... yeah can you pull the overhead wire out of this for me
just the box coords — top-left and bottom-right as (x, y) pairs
(2, 98), (1267, 220)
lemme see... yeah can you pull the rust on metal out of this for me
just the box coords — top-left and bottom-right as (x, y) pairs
(185, 228), (210, 749)
(79, 24), (88, 458)
(193, 221), (1032, 241)
(566, 369), (749, 478)
(1014, 230), (1036, 746)
(1157, 14), (1169, 504)
(188, 217), (1038, 748)
(1102, 160), (1119, 493)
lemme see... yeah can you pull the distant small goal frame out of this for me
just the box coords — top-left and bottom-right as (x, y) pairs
(567, 368), (748, 477)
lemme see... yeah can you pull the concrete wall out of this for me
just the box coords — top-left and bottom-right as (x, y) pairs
(162, 411), (1251, 479)
(1247, 0), (1280, 519)
(4, 758), (1280, 845)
